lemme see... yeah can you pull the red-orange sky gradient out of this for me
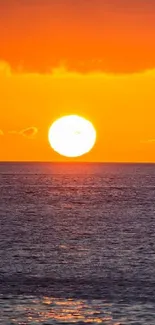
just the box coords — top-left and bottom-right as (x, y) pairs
(1, 0), (155, 73)
(0, 0), (155, 161)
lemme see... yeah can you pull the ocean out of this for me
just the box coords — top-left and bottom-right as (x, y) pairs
(0, 162), (155, 324)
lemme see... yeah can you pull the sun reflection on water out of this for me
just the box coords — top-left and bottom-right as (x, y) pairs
(1, 296), (118, 325)
(39, 297), (113, 324)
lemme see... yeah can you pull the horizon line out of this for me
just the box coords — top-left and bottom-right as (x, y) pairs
(0, 161), (155, 164)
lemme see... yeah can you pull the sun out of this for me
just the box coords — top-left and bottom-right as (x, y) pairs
(48, 115), (96, 158)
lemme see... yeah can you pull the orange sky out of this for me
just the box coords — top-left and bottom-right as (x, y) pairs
(0, 0), (155, 162)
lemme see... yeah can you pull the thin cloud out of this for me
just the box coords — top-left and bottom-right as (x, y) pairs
(8, 127), (38, 138)
(8, 130), (18, 135)
(20, 127), (38, 138)
(0, 61), (11, 77)
(0, 129), (4, 136)
(146, 139), (155, 143)
(1, 60), (155, 78)
(141, 139), (155, 144)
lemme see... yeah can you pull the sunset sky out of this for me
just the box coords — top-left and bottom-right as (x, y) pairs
(0, 0), (155, 162)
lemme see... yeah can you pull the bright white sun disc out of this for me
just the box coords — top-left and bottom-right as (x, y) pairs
(48, 115), (96, 157)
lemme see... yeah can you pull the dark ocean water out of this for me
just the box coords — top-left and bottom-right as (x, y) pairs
(0, 162), (155, 325)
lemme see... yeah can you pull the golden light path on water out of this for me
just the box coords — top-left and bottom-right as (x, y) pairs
(3, 297), (122, 324)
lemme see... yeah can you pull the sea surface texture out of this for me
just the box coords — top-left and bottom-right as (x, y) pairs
(0, 162), (155, 325)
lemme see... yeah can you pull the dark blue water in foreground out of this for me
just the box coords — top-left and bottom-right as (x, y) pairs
(0, 162), (155, 324)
